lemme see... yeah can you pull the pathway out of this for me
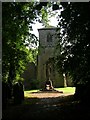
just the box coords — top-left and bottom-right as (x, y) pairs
(2, 92), (90, 120)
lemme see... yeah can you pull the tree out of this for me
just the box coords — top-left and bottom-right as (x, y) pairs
(2, 2), (55, 86)
(2, 2), (40, 85)
(55, 2), (90, 86)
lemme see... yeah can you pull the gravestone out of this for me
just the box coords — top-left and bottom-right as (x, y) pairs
(13, 81), (24, 104)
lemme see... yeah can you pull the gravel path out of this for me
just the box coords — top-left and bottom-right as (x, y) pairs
(2, 92), (90, 120)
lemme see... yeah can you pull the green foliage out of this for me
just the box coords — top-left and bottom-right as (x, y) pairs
(2, 2), (54, 85)
(2, 1), (62, 87)
(34, 2), (51, 27)
(41, 7), (49, 27)
(2, 2), (39, 83)
(56, 3), (90, 85)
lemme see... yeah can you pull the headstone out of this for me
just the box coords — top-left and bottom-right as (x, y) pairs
(13, 81), (24, 104)
(2, 82), (8, 109)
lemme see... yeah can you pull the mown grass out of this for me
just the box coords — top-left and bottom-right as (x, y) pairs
(24, 87), (75, 98)
(24, 89), (40, 98)
(55, 87), (75, 94)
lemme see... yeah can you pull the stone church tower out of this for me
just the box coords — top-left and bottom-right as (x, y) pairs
(37, 27), (65, 89)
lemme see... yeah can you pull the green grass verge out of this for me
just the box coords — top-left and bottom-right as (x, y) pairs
(55, 87), (75, 94)
(24, 89), (39, 93)
(24, 89), (40, 98)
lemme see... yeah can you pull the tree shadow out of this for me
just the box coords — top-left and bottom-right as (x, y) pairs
(2, 94), (90, 120)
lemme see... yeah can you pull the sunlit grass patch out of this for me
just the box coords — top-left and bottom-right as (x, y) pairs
(25, 89), (39, 93)
(24, 89), (40, 104)
(55, 87), (75, 94)
(24, 89), (39, 98)
(24, 87), (75, 98)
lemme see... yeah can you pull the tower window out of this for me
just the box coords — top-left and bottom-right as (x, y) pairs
(47, 33), (52, 43)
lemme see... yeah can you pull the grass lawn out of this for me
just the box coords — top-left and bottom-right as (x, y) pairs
(55, 87), (75, 94)
(24, 89), (40, 98)
(24, 87), (75, 98)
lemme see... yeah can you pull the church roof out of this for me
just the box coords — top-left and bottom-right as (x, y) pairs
(38, 26), (59, 31)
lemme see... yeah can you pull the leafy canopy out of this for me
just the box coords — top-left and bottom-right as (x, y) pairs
(2, 2), (50, 83)
(55, 2), (90, 85)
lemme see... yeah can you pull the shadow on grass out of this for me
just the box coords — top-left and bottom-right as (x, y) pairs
(2, 95), (90, 120)
(24, 97), (39, 105)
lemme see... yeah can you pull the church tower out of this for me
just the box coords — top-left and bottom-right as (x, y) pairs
(37, 27), (64, 88)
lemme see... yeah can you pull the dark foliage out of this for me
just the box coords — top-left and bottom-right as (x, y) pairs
(56, 3), (90, 85)
(55, 2), (90, 101)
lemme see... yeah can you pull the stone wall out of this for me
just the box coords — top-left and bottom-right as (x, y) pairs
(21, 62), (37, 90)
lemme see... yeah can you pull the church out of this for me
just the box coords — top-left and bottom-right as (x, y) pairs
(37, 26), (66, 89)
(22, 27), (73, 90)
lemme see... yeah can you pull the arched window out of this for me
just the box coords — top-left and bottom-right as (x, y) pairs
(47, 33), (52, 43)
